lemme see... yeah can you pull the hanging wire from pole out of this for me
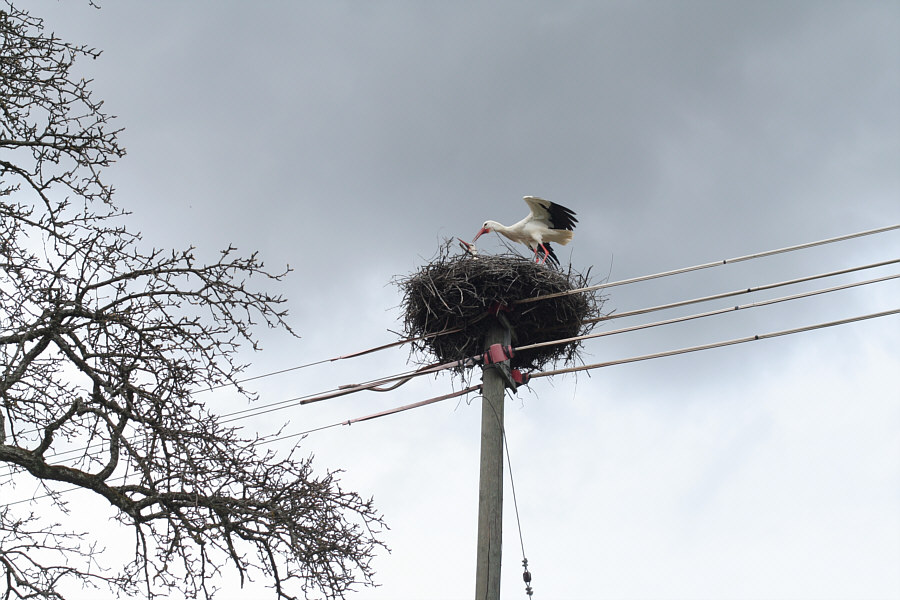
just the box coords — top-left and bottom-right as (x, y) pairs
(500, 390), (534, 598)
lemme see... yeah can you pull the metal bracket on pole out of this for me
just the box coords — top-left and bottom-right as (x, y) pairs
(483, 309), (521, 392)
(482, 341), (519, 391)
(492, 360), (518, 391)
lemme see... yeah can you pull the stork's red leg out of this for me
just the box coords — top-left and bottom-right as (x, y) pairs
(537, 244), (550, 264)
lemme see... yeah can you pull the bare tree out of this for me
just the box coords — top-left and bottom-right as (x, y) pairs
(0, 3), (385, 598)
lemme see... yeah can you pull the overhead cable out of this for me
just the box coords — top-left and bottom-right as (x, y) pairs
(520, 272), (900, 353)
(530, 308), (900, 379)
(199, 325), (469, 393)
(579, 259), (899, 326)
(147, 307), (900, 448)
(4, 385), (483, 505)
(516, 223), (900, 305)
(295, 268), (899, 405)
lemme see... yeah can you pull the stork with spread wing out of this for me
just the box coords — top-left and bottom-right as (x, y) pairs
(471, 196), (578, 266)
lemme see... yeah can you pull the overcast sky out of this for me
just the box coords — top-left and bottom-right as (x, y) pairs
(27, 1), (900, 598)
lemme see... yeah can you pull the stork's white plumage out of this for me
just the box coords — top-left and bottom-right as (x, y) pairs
(473, 196), (578, 266)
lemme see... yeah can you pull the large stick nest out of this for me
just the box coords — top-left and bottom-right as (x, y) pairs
(396, 241), (605, 373)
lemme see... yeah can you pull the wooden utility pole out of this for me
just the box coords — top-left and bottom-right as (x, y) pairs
(475, 322), (509, 600)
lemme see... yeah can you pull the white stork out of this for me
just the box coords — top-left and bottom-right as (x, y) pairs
(472, 196), (578, 266)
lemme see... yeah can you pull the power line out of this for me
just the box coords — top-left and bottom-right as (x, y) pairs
(198, 325), (472, 393)
(530, 308), (900, 379)
(218, 365), (427, 424)
(3, 385), (484, 505)
(1, 364), (439, 478)
(218, 249), (899, 406)
(6, 357), (439, 441)
(264, 385), (482, 446)
(516, 223), (900, 305)
(243, 259), (900, 409)
(519, 272), (900, 354)
(290, 356), (482, 407)
(0, 376), (478, 480)
(139, 305), (900, 452)
(293, 267), (899, 406)
(578, 259), (900, 326)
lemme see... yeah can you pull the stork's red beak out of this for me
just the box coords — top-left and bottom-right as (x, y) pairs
(473, 227), (490, 242)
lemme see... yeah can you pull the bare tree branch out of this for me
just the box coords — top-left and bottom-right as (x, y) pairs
(1, 2), (386, 598)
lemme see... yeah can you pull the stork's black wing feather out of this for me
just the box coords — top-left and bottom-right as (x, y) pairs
(546, 202), (578, 231)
